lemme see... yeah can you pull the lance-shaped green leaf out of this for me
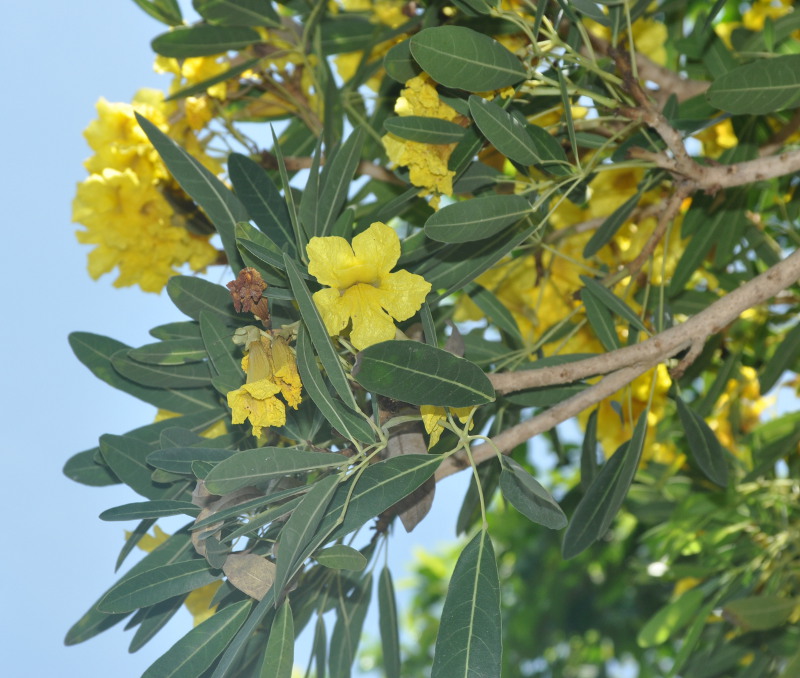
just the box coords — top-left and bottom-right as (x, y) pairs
(582, 286), (621, 351)
(204, 447), (350, 495)
(63, 448), (120, 487)
(296, 326), (377, 444)
(723, 596), (799, 631)
(260, 601), (295, 678)
(273, 475), (341, 598)
(583, 189), (643, 258)
(468, 96), (540, 166)
(378, 567), (401, 678)
(65, 529), (195, 645)
(580, 276), (649, 335)
(129, 339), (206, 365)
(151, 24), (261, 58)
(706, 54), (800, 115)
(131, 0), (182, 25)
(353, 341), (495, 407)
(467, 284), (523, 345)
(316, 545), (368, 571)
(431, 530), (501, 678)
(424, 194), (531, 243)
(100, 500), (200, 521)
(504, 383), (587, 407)
(136, 113), (249, 270)
(676, 397), (729, 486)
(99, 559), (220, 613)
(384, 39), (421, 83)
(69, 332), (221, 413)
(167, 276), (241, 324)
(211, 589), (276, 678)
(330, 574), (373, 678)
(147, 446), (234, 474)
(150, 320), (202, 340)
(200, 311), (245, 392)
(194, 0), (281, 27)
(525, 124), (570, 174)
(384, 116), (466, 144)
(142, 599), (252, 678)
(638, 588), (706, 648)
(499, 457), (567, 529)
(229, 152), (295, 254)
(580, 409), (600, 491)
(562, 411), (647, 558)
(760, 321), (800, 393)
(112, 350), (212, 389)
(284, 255), (358, 410)
(129, 595), (188, 652)
(410, 26), (526, 91)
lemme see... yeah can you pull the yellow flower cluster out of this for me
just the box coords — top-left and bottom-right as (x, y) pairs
(72, 89), (219, 292)
(307, 222), (431, 351)
(382, 75), (464, 202)
(227, 327), (303, 437)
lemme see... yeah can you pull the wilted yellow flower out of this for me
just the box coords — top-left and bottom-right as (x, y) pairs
(227, 328), (303, 437)
(307, 222), (431, 350)
(382, 75), (463, 201)
(421, 406), (475, 448)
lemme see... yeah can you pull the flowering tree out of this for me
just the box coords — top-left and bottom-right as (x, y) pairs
(65, 0), (800, 676)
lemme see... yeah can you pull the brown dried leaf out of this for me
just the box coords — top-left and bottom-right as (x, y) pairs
(223, 553), (276, 600)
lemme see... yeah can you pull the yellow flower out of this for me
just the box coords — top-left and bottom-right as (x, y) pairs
(421, 405), (475, 448)
(694, 119), (738, 158)
(306, 222), (431, 350)
(227, 328), (303, 436)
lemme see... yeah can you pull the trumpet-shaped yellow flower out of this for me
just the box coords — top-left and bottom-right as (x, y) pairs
(227, 328), (303, 437)
(306, 222), (431, 350)
(421, 405), (475, 448)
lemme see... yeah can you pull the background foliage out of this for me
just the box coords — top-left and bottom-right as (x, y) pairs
(65, 0), (800, 676)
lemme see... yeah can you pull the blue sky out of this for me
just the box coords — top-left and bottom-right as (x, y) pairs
(1, 3), (470, 675)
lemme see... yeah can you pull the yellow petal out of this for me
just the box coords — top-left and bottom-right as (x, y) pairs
(421, 405), (445, 448)
(312, 287), (352, 336)
(340, 283), (397, 350)
(351, 222), (400, 279)
(377, 269), (432, 321)
(307, 235), (356, 289)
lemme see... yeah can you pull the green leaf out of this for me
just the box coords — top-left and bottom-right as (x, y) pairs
(150, 321), (202, 340)
(136, 113), (249, 270)
(112, 350), (212, 389)
(314, 129), (365, 238)
(499, 457), (568, 529)
(562, 411), (647, 558)
(274, 475), (341, 598)
(99, 500), (200, 521)
(706, 55), (800, 115)
(580, 276), (649, 335)
(259, 601), (295, 678)
(284, 255), (358, 410)
(129, 594), (188, 653)
(63, 448), (120, 487)
(525, 124), (570, 173)
(229, 153), (295, 254)
(99, 559), (220, 613)
(210, 589), (276, 678)
(723, 596), (799, 631)
(424, 194), (530, 243)
(151, 24), (261, 58)
(295, 326), (377, 444)
(580, 409), (600, 492)
(131, 0), (183, 25)
(142, 600), (252, 678)
(582, 287), (621, 351)
(468, 96), (541, 166)
(329, 574), (373, 678)
(384, 116), (466, 144)
(315, 545), (368, 571)
(378, 567), (401, 678)
(504, 383), (587, 407)
(65, 529), (195, 646)
(69, 332), (221, 413)
(637, 588), (706, 648)
(431, 530), (501, 678)
(167, 276), (240, 324)
(193, 0), (280, 27)
(760, 322), (800, 392)
(147, 446), (234, 474)
(129, 339), (206, 365)
(200, 311), (245, 392)
(353, 341), (495, 407)
(583, 189), (642, 258)
(204, 447), (350, 495)
(468, 284), (523, 345)
(384, 39), (421, 83)
(410, 26), (526, 91)
(675, 397), (729, 487)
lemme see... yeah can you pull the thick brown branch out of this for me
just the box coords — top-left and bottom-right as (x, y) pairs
(488, 247), (800, 395)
